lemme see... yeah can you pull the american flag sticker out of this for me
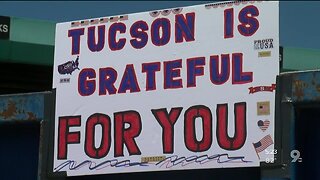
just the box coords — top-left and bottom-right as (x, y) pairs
(120, 15), (128, 21)
(257, 101), (270, 115)
(99, 18), (109, 23)
(71, 21), (81, 27)
(253, 134), (274, 153)
(150, 11), (160, 17)
(109, 16), (119, 22)
(90, 19), (99, 25)
(161, 9), (172, 16)
(257, 120), (270, 132)
(80, 20), (89, 26)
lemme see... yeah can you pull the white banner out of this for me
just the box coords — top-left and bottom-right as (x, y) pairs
(53, 1), (279, 176)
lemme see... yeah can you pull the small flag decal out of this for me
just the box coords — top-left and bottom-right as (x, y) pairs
(253, 135), (274, 153)
(257, 120), (270, 132)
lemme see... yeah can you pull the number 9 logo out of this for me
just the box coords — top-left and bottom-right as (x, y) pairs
(290, 150), (301, 162)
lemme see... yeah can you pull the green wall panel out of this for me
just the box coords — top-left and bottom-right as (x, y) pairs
(10, 17), (55, 46)
(283, 47), (320, 71)
(0, 40), (11, 59)
(0, 17), (55, 66)
(0, 40), (54, 66)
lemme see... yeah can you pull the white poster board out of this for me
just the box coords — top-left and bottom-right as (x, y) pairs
(53, 1), (279, 176)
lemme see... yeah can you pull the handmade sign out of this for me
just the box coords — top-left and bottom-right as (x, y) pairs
(53, 1), (279, 176)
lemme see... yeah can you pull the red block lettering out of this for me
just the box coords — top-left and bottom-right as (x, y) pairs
(58, 116), (81, 159)
(85, 113), (111, 159)
(114, 111), (142, 157)
(152, 107), (183, 153)
(184, 105), (212, 152)
(216, 102), (247, 150)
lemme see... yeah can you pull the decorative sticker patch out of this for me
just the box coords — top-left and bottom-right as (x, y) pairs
(257, 101), (270, 115)
(58, 56), (80, 75)
(253, 134), (274, 154)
